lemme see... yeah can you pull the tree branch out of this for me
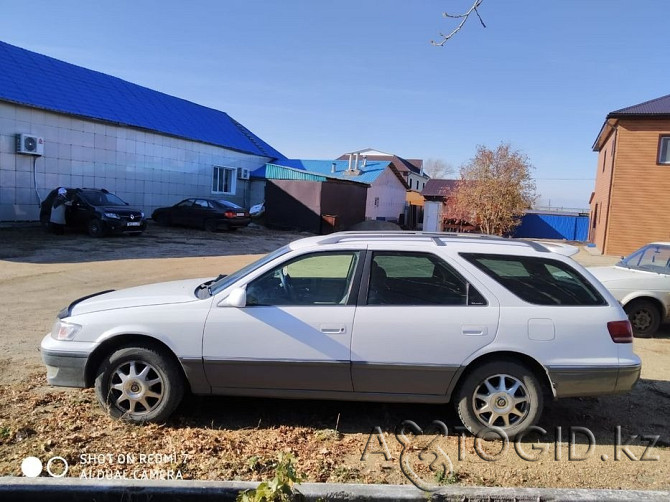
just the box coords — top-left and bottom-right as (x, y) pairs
(431, 0), (486, 46)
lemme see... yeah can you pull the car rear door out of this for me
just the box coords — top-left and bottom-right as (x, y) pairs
(350, 248), (500, 396)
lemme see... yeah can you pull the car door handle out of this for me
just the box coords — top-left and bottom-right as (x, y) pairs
(462, 326), (488, 336)
(320, 324), (347, 334)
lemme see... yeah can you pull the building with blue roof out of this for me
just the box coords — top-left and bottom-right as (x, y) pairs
(254, 156), (408, 221)
(0, 40), (284, 221)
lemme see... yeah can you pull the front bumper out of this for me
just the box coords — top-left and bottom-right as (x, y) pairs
(40, 333), (92, 388)
(104, 219), (147, 234)
(547, 363), (641, 398)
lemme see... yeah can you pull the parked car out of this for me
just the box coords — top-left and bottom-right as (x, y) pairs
(40, 188), (146, 237)
(589, 242), (670, 337)
(152, 198), (250, 231)
(41, 232), (640, 438)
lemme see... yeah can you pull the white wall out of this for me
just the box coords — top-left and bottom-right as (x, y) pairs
(423, 201), (443, 232)
(365, 167), (407, 221)
(0, 102), (272, 221)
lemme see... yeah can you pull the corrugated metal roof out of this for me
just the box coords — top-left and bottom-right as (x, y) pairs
(0, 40), (284, 159)
(421, 179), (460, 197)
(608, 93), (670, 117)
(254, 159), (389, 185)
(263, 164), (328, 182)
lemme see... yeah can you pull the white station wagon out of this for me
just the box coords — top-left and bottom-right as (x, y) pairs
(41, 232), (641, 438)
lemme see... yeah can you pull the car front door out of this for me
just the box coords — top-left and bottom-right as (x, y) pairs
(202, 250), (364, 393)
(171, 199), (195, 226)
(351, 249), (500, 396)
(68, 194), (91, 228)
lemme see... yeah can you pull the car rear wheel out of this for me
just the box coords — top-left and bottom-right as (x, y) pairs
(624, 299), (661, 338)
(94, 344), (184, 423)
(455, 360), (543, 440)
(87, 218), (105, 238)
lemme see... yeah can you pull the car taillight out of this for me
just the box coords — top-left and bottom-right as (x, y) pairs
(607, 320), (633, 343)
(224, 210), (235, 218)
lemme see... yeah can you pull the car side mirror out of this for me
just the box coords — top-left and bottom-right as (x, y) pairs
(219, 287), (246, 308)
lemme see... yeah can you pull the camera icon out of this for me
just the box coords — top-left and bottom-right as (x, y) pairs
(21, 456), (69, 478)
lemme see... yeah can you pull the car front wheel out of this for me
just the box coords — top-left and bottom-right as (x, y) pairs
(87, 218), (105, 238)
(455, 360), (543, 440)
(624, 299), (661, 338)
(94, 345), (184, 423)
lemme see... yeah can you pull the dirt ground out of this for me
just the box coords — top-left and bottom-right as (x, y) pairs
(0, 224), (669, 490)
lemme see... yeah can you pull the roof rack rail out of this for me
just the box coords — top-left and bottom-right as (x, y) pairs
(315, 231), (550, 251)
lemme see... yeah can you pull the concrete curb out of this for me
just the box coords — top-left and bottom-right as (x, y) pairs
(1, 478), (669, 501)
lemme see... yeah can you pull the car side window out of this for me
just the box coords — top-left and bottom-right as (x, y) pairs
(246, 252), (361, 306)
(366, 251), (486, 306)
(194, 199), (209, 208)
(461, 253), (607, 306)
(176, 200), (193, 208)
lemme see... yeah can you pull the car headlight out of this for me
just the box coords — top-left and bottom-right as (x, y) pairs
(104, 212), (120, 219)
(51, 320), (82, 341)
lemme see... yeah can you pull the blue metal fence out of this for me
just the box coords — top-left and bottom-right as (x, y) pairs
(513, 213), (589, 241)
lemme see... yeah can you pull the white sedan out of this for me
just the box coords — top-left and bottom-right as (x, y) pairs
(589, 242), (670, 337)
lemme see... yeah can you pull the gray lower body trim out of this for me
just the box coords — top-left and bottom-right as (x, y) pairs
(204, 359), (352, 393)
(352, 362), (460, 395)
(547, 364), (641, 398)
(41, 349), (87, 388)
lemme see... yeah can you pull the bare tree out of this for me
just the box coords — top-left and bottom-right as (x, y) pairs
(431, 0), (486, 46)
(450, 143), (536, 236)
(423, 158), (455, 179)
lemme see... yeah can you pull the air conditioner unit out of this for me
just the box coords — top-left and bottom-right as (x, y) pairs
(238, 168), (250, 180)
(16, 134), (44, 156)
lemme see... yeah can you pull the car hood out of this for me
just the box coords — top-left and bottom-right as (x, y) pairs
(588, 265), (667, 285)
(101, 206), (143, 215)
(69, 277), (210, 316)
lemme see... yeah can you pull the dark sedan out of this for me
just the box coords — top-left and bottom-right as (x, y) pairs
(152, 198), (251, 231)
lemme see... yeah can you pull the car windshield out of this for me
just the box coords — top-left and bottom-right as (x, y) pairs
(80, 191), (128, 207)
(209, 245), (291, 295)
(216, 200), (243, 209)
(618, 244), (670, 274)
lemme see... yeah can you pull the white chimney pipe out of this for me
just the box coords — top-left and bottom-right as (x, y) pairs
(354, 152), (359, 171)
(348, 154), (353, 171)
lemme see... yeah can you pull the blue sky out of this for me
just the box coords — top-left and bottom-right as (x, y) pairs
(1, 0), (667, 209)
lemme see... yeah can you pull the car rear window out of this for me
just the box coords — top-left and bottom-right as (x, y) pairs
(460, 253), (607, 306)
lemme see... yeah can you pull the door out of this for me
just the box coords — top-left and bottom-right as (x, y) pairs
(171, 199), (196, 226)
(202, 250), (363, 393)
(69, 194), (92, 228)
(192, 199), (217, 227)
(351, 250), (499, 396)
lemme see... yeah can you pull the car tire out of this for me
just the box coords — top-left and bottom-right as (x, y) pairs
(87, 218), (105, 238)
(624, 299), (661, 338)
(94, 344), (184, 423)
(455, 360), (543, 440)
